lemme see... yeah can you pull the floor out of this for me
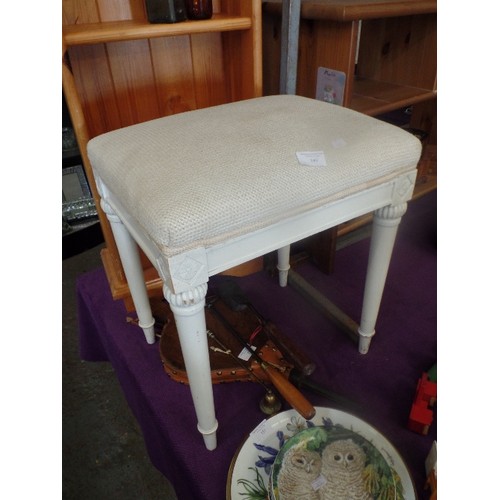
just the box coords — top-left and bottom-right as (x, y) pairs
(62, 243), (178, 499)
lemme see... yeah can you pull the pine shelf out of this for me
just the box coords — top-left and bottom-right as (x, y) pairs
(63, 14), (253, 46)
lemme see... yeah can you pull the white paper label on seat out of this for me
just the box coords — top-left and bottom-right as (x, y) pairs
(296, 151), (327, 167)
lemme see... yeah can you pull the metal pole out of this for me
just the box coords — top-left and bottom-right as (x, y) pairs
(279, 0), (301, 95)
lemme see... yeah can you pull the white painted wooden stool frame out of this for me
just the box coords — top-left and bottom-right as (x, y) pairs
(88, 95), (421, 450)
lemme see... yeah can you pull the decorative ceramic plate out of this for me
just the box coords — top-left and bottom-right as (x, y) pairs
(226, 407), (416, 500)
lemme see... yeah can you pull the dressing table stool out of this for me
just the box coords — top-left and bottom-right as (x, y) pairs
(87, 95), (421, 450)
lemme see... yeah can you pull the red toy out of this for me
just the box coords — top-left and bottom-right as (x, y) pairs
(407, 372), (437, 435)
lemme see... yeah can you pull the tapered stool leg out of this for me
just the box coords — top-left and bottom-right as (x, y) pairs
(164, 284), (218, 450)
(277, 245), (291, 287)
(358, 203), (407, 354)
(102, 201), (156, 344)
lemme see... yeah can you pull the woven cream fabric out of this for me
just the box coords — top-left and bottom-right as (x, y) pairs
(88, 95), (421, 257)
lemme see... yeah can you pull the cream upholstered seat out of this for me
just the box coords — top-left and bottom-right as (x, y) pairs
(88, 95), (420, 258)
(88, 95), (421, 451)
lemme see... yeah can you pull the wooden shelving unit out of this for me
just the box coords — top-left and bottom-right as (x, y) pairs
(262, 0), (437, 239)
(351, 78), (435, 117)
(63, 0), (263, 309)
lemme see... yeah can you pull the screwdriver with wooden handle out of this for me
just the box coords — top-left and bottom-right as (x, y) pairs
(207, 302), (316, 420)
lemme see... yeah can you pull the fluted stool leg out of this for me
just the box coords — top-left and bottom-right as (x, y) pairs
(277, 245), (291, 287)
(101, 200), (156, 344)
(164, 283), (218, 450)
(358, 203), (407, 354)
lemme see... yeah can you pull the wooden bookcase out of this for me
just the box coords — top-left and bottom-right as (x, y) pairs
(262, 0), (437, 235)
(62, 0), (263, 309)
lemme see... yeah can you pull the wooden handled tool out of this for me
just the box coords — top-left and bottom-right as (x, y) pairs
(261, 322), (316, 376)
(288, 370), (363, 414)
(217, 280), (316, 376)
(207, 302), (316, 420)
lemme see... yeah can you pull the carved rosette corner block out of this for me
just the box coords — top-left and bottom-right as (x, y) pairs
(99, 197), (121, 224)
(94, 176), (119, 224)
(157, 247), (209, 298)
(394, 170), (417, 204)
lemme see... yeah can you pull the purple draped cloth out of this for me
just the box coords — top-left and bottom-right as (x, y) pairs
(77, 192), (437, 499)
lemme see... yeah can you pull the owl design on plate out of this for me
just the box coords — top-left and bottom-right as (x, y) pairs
(319, 439), (371, 500)
(277, 445), (322, 499)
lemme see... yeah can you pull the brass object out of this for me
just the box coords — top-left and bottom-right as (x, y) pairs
(259, 391), (282, 416)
